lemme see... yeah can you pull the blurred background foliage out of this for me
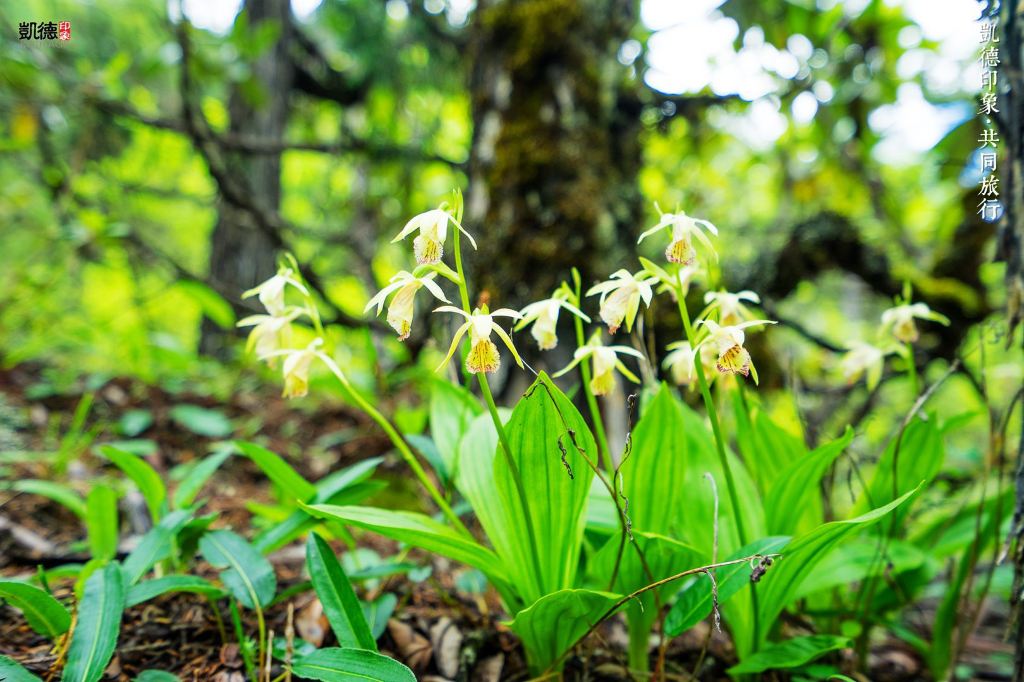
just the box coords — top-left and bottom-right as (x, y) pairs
(0, 0), (1019, 444)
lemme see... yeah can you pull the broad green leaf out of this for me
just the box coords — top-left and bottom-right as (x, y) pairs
(764, 428), (854, 535)
(306, 534), (376, 650)
(9, 480), (86, 519)
(729, 635), (852, 674)
(235, 441), (316, 503)
(793, 538), (926, 601)
(85, 486), (119, 562)
(757, 487), (922, 644)
(361, 593), (397, 641)
(665, 536), (790, 637)
(733, 395), (807, 497)
(134, 672), (180, 682)
(122, 510), (192, 584)
(302, 504), (509, 590)
(125, 575), (224, 608)
(200, 530), (276, 609)
(0, 655), (42, 682)
(290, 648), (415, 682)
(169, 405), (233, 438)
(0, 580), (71, 639)
(621, 385), (763, 556)
(507, 589), (620, 674)
(172, 449), (231, 509)
(856, 418), (942, 513)
(429, 379), (483, 478)
(63, 564), (125, 682)
(99, 445), (166, 523)
(493, 374), (597, 601)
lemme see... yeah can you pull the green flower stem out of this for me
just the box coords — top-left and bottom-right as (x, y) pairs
(452, 224), (546, 594)
(905, 342), (919, 396)
(302, 289), (470, 537)
(571, 273), (613, 475)
(322, 361), (471, 538)
(676, 293), (748, 548)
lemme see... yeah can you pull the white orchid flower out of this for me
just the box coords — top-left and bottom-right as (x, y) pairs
(237, 308), (304, 363)
(703, 290), (761, 326)
(242, 267), (308, 316)
(586, 269), (656, 334)
(662, 340), (717, 388)
(880, 302), (950, 344)
(694, 319), (776, 384)
(364, 271), (450, 341)
(637, 206), (719, 265)
(841, 342), (891, 391)
(515, 291), (590, 350)
(554, 333), (644, 396)
(391, 208), (477, 265)
(434, 306), (523, 374)
(257, 338), (327, 398)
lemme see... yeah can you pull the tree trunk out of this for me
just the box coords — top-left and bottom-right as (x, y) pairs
(464, 0), (644, 315)
(199, 0), (293, 356)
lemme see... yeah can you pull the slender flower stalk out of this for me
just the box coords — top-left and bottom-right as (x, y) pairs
(450, 213), (546, 592)
(570, 270), (614, 474)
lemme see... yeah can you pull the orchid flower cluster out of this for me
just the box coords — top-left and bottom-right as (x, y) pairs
(839, 287), (951, 391)
(361, 196), (778, 398)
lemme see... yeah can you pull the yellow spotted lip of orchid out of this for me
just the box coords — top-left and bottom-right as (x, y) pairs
(515, 293), (591, 350)
(242, 267), (308, 316)
(236, 307), (304, 362)
(694, 318), (776, 384)
(703, 290), (761, 326)
(364, 271), (450, 341)
(841, 342), (889, 390)
(434, 306), (524, 374)
(391, 208), (478, 265)
(586, 269), (656, 334)
(637, 209), (718, 265)
(880, 302), (950, 344)
(553, 334), (644, 396)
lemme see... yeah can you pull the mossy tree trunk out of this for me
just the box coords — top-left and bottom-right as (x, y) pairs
(464, 0), (644, 311)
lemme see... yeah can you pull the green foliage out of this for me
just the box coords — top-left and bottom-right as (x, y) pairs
(85, 485), (119, 562)
(199, 530), (277, 609)
(289, 648), (416, 682)
(99, 444), (166, 522)
(0, 581), (72, 640)
(728, 635), (853, 675)
(506, 589), (621, 674)
(63, 564), (125, 682)
(0, 656), (42, 682)
(125, 575), (224, 608)
(121, 510), (192, 583)
(306, 534), (377, 651)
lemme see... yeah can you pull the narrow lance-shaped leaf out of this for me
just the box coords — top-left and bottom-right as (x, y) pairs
(305, 534), (376, 650)
(62, 563), (125, 682)
(125, 575), (224, 608)
(121, 510), (192, 584)
(10, 480), (86, 519)
(85, 486), (119, 563)
(99, 445), (166, 523)
(728, 635), (853, 675)
(0, 655), (43, 682)
(235, 441), (316, 503)
(290, 648), (415, 682)
(200, 530), (277, 609)
(0, 580), (71, 639)
(172, 449), (231, 510)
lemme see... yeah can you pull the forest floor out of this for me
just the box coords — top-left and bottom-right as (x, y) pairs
(0, 365), (1011, 681)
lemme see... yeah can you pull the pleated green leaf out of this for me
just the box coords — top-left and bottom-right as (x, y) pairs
(99, 445), (166, 523)
(507, 589), (620, 674)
